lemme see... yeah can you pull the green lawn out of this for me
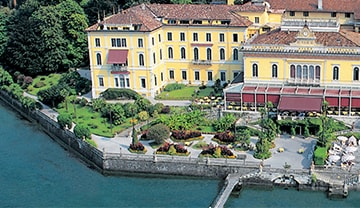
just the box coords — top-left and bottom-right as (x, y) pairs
(27, 73), (62, 95)
(57, 103), (132, 138)
(156, 86), (214, 100)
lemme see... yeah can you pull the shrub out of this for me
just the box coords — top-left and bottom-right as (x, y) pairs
(164, 83), (186, 92)
(161, 105), (171, 114)
(79, 98), (88, 107)
(147, 123), (170, 144)
(213, 131), (235, 143)
(156, 142), (188, 155)
(199, 85), (206, 90)
(171, 130), (202, 140)
(100, 88), (141, 100)
(74, 124), (91, 139)
(57, 113), (73, 129)
(130, 142), (145, 151)
(314, 147), (327, 165)
(200, 144), (234, 158)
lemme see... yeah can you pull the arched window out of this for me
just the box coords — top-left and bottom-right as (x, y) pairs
(309, 65), (314, 80)
(296, 65), (302, 79)
(290, 65), (295, 78)
(252, 63), (258, 77)
(181, 47), (186, 59)
(207, 48), (212, 61)
(194, 48), (199, 60)
(303, 65), (308, 80)
(168, 47), (173, 59)
(220, 48), (225, 60)
(333, 66), (339, 80)
(139, 54), (144, 66)
(272, 64), (278, 78)
(96, 53), (102, 65)
(315, 66), (321, 80)
(233, 49), (238, 60)
(354, 67), (359, 81)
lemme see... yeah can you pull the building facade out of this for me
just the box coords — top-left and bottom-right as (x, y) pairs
(224, 0), (360, 114)
(86, 3), (272, 98)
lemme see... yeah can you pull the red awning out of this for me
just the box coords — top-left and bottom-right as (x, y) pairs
(326, 97), (339, 107)
(107, 49), (128, 64)
(256, 94), (265, 104)
(352, 98), (360, 108)
(242, 93), (254, 103)
(341, 98), (350, 107)
(278, 96), (323, 112)
(267, 95), (280, 104)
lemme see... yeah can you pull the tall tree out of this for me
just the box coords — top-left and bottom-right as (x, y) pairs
(0, 7), (10, 62)
(55, 0), (89, 68)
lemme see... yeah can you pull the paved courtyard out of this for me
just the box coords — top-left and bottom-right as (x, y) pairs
(92, 132), (317, 170)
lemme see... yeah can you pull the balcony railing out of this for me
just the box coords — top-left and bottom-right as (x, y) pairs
(287, 78), (320, 85)
(111, 65), (128, 71)
(192, 59), (212, 65)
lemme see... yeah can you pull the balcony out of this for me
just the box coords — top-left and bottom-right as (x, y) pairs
(192, 59), (212, 65)
(287, 78), (320, 86)
(111, 65), (129, 74)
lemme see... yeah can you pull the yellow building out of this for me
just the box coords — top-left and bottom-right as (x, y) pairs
(225, 0), (360, 114)
(86, 3), (273, 98)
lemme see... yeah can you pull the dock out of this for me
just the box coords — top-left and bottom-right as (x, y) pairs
(210, 174), (241, 208)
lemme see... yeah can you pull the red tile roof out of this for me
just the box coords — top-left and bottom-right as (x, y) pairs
(267, 0), (360, 18)
(297, 88), (309, 94)
(250, 28), (360, 47)
(87, 4), (252, 31)
(278, 96), (323, 112)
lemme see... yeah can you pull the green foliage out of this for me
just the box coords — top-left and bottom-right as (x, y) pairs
(91, 98), (106, 112)
(0, 7), (10, 60)
(314, 147), (327, 165)
(0, 67), (14, 87)
(213, 114), (236, 132)
(254, 133), (272, 159)
(311, 174), (317, 183)
(100, 88), (141, 100)
(155, 110), (205, 130)
(138, 111), (149, 121)
(34, 81), (46, 88)
(59, 71), (91, 95)
(168, 145), (177, 155)
(147, 123), (170, 144)
(4, 0), (88, 75)
(74, 123), (91, 139)
(164, 83), (186, 92)
(291, 126), (296, 136)
(134, 97), (151, 112)
(19, 96), (36, 110)
(57, 113), (73, 129)
(38, 84), (68, 107)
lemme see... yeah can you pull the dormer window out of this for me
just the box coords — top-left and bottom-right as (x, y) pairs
(180, 20), (189, 24)
(303, 11), (309, 17)
(193, 20), (202, 24)
(168, 19), (176, 24)
(221, 20), (230, 25)
(331, 12), (337, 17)
(345, 13), (351, 18)
(289, 11), (295, 16)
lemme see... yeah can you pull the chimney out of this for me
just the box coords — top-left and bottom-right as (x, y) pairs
(318, 0), (322, 10)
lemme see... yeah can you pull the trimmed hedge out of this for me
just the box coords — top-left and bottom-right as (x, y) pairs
(57, 113), (73, 129)
(100, 88), (141, 100)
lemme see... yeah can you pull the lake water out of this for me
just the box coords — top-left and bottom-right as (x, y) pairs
(0, 103), (359, 207)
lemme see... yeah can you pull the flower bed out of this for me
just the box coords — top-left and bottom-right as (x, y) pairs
(171, 130), (203, 141)
(156, 142), (190, 156)
(212, 131), (235, 143)
(200, 144), (236, 159)
(129, 142), (147, 154)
